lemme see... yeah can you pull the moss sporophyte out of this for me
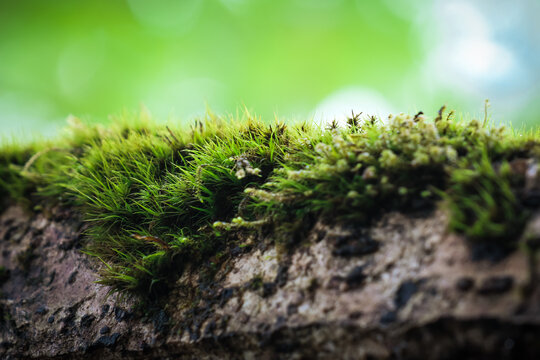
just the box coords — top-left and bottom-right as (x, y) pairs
(0, 108), (538, 296)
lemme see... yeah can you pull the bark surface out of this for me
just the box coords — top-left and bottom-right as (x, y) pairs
(1, 204), (540, 359)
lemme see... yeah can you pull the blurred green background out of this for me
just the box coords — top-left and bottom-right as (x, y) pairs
(1, 0), (539, 140)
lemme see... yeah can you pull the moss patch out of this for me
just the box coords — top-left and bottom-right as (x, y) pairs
(0, 108), (538, 296)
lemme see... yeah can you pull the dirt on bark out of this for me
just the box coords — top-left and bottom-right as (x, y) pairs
(1, 204), (540, 359)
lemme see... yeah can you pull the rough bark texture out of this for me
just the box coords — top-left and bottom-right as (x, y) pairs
(1, 204), (540, 359)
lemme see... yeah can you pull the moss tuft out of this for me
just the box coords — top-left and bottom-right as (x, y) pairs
(0, 108), (538, 296)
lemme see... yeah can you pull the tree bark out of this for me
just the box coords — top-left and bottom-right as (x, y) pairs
(1, 204), (540, 359)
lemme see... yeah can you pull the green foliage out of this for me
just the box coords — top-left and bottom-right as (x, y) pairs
(0, 108), (538, 296)
(1, 111), (320, 295)
(247, 111), (539, 233)
(446, 153), (527, 243)
(0, 141), (41, 204)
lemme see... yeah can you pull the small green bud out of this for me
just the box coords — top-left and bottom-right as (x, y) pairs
(412, 151), (430, 166)
(445, 146), (457, 162)
(380, 149), (398, 168)
(336, 159), (349, 172)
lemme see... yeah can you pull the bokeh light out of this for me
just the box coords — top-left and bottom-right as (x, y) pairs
(0, 0), (538, 141)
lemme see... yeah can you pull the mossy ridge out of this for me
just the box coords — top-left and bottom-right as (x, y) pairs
(0, 108), (538, 296)
(1, 111), (322, 295)
(247, 110), (539, 243)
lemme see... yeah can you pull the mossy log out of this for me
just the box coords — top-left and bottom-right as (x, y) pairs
(1, 110), (540, 358)
(1, 203), (540, 359)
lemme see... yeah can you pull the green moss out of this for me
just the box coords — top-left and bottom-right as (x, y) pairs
(0, 108), (538, 296)
(0, 141), (41, 204)
(446, 152), (528, 243)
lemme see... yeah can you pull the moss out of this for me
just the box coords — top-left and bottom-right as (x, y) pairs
(0, 141), (41, 205)
(0, 107), (538, 297)
(445, 153), (528, 243)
